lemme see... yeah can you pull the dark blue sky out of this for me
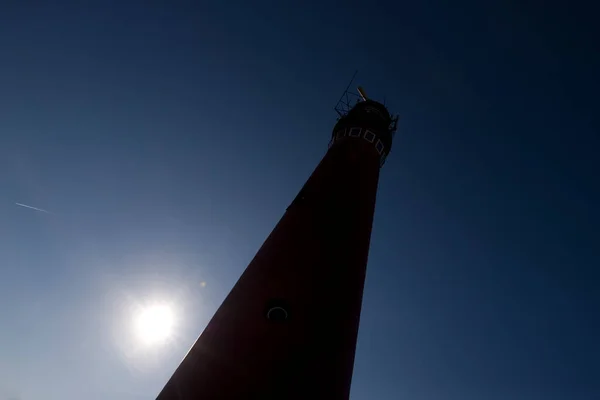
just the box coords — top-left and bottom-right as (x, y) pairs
(1, 1), (598, 399)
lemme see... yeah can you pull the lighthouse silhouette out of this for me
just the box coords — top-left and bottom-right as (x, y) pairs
(157, 85), (398, 399)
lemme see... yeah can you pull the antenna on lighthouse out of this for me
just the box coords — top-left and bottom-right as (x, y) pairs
(357, 86), (368, 101)
(334, 70), (366, 117)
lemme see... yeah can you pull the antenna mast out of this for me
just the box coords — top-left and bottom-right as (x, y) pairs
(334, 70), (364, 117)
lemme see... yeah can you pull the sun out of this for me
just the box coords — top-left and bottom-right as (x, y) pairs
(135, 304), (175, 345)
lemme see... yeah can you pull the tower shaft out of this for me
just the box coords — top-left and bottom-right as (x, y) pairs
(157, 97), (395, 400)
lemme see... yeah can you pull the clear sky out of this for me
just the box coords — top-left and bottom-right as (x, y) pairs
(0, 1), (598, 399)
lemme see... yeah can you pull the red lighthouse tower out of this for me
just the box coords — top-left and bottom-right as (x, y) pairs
(157, 85), (398, 400)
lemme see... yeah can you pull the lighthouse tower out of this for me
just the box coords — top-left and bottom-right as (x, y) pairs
(157, 86), (398, 400)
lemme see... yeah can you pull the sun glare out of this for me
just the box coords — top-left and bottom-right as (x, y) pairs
(135, 304), (174, 345)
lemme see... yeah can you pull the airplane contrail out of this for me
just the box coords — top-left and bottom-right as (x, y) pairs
(15, 202), (52, 214)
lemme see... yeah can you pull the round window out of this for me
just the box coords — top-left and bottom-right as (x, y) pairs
(266, 306), (288, 321)
(265, 299), (290, 322)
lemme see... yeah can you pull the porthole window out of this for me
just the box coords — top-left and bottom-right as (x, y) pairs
(349, 127), (362, 137)
(375, 140), (385, 154)
(265, 299), (290, 322)
(267, 307), (288, 321)
(364, 130), (376, 143)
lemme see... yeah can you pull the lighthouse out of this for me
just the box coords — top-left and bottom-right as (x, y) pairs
(157, 86), (398, 399)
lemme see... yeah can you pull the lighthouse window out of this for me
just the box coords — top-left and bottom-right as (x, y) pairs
(349, 127), (362, 137)
(364, 130), (376, 143)
(375, 140), (385, 154)
(265, 299), (290, 322)
(336, 129), (346, 139)
(266, 307), (288, 321)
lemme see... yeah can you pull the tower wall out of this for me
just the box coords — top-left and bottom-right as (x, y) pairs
(157, 100), (393, 400)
